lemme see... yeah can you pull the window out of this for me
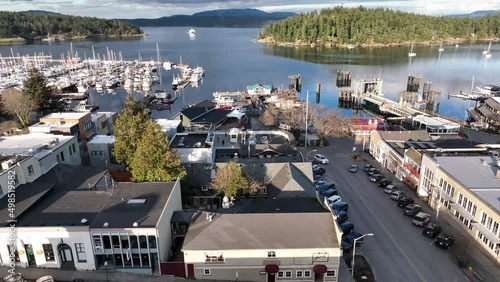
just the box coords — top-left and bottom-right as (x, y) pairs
(94, 235), (104, 251)
(203, 269), (211, 276)
(115, 254), (123, 267)
(285, 271), (292, 278)
(121, 235), (129, 249)
(91, 151), (97, 156)
(60, 151), (65, 162)
(7, 245), (20, 262)
(148, 235), (157, 249)
(296, 270), (303, 278)
(112, 235), (120, 248)
(132, 254), (141, 267)
(28, 165), (34, 176)
(304, 270), (311, 278)
(481, 213), (488, 225)
(102, 235), (111, 249)
(42, 244), (55, 262)
(130, 235), (138, 248)
(277, 271), (284, 278)
(141, 253), (150, 266)
(201, 186), (208, 191)
(267, 251), (276, 258)
(139, 235), (147, 249)
(326, 270), (336, 277)
(75, 243), (87, 262)
(84, 119), (92, 131)
(205, 252), (224, 262)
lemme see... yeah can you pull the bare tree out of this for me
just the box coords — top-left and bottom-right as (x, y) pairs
(260, 107), (278, 127)
(1, 88), (38, 127)
(310, 105), (352, 138)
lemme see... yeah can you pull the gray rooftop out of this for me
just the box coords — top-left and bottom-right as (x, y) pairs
(379, 130), (431, 142)
(435, 155), (500, 212)
(182, 212), (337, 251)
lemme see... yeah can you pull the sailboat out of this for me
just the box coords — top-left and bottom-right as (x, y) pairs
(408, 43), (416, 57)
(484, 42), (492, 59)
(438, 41), (444, 52)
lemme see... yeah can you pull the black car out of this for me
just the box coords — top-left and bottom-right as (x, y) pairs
(313, 167), (326, 175)
(313, 174), (323, 182)
(366, 168), (380, 176)
(369, 174), (384, 182)
(317, 182), (336, 192)
(340, 222), (354, 234)
(397, 196), (415, 207)
(435, 233), (455, 249)
(377, 178), (392, 187)
(403, 204), (422, 216)
(423, 223), (442, 238)
(362, 164), (373, 172)
(336, 211), (348, 224)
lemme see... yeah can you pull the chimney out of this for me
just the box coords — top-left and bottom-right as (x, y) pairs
(496, 169), (500, 180)
(209, 214), (214, 222)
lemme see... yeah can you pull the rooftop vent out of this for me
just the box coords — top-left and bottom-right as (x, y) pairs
(103, 222), (109, 228)
(81, 218), (88, 225)
(127, 199), (146, 204)
(133, 222), (139, 227)
(178, 137), (185, 147)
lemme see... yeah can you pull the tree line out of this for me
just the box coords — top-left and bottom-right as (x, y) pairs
(258, 6), (500, 46)
(0, 11), (143, 39)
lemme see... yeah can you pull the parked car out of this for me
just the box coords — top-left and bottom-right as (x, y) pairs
(341, 232), (364, 250)
(362, 164), (373, 172)
(349, 164), (359, 173)
(397, 196), (414, 207)
(317, 182), (336, 192)
(314, 180), (327, 186)
(435, 233), (455, 249)
(412, 212), (431, 227)
(327, 195), (342, 206)
(313, 174), (323, 182)
(314, 154), (329, 164)
(369, 174), (384, 182)
(313, 166), (326, 175)
(336, 211), (348, 224)
(311, 158), (320, 165)
(340, 222), (354, 234)
(403, 204), (422, 216)
(384, 184), (397, 194)
(366, 168), (380, 175)
(423, 222), (442, 238)
(321, 188), (338, 198)
(332, 201), (349, 213)
(390, 190), (406, 200)
(377, 178), (392, 187)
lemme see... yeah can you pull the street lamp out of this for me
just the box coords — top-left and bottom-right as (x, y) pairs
(306, 149), (317, 162)
(351, 233), (374, 280)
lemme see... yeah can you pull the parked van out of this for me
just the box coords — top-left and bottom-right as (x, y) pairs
(332, 201), (349, 213)
(412, 212), (431, 227)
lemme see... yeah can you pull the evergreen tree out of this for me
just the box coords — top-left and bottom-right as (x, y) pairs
(129, 119), (186, 182)
(22, 68), (55, 115)
(212, 162), (250, 197)
(113, 95), (149, 168)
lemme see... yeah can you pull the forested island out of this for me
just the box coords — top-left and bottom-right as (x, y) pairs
(258, 6), (500, 47)
(0, 11), (143, 43)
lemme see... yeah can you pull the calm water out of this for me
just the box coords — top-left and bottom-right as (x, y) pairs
(1, 27), (499, 120)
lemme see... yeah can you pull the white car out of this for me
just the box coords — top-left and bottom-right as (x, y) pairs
(314, 154), (329, 164)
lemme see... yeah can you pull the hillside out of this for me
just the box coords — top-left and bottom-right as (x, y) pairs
(0, 11), (143, 39)
(258, 6), (500, 47)
(450, 10), (500, 17)
(122, 8), (297, 27)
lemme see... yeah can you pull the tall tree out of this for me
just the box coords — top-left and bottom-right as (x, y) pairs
(1, 88), (38, 127)
(129, 119), (186, 182)
(212, 162), (250, 197)
(310, 105), (352, 138)
(22, 68), (56, 115)
(113, 95), (149, 168)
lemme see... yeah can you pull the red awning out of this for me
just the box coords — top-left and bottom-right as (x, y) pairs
(313, 264), (327, 273)
(265, 264), (280, 273)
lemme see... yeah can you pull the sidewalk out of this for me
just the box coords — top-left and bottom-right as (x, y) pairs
(360, 149), (500, 282)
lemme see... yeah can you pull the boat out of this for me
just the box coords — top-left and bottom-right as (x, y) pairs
(484, 42), (492, 59)
(474, 84), (500, 96)
(188, 29), (196, 35)
(189, 72), (203, 83)
(438, 41), (444, 52)
(163, 61), (172, 71)
(154, 89), (171, 99)
(172, 74), (189, 89)
(193, 66), (204, 77)
(408, 43), (416, 57)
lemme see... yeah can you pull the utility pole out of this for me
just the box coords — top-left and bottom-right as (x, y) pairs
(305, 90), (309, 148)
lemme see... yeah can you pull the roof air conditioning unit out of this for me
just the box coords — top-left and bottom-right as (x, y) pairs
(1, 160), (14, 170)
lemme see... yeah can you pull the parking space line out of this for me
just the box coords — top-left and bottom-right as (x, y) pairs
(429, 241), (434, 246)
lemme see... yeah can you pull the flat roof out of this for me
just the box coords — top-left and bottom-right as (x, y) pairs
(88, 135), (115, 144)
(182, 212), (337, 251)
(413, 115), (461, 128)
(0, 155), (29, 174)
(155, 119), (181, 131)
(0, 133), (74, 156)
(171, 133), (209, 148)
(41, 112), (89, 120)
(435, 155), (500, 212)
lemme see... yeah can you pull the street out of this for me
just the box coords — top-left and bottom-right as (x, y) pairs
(304, 138), (469, 282)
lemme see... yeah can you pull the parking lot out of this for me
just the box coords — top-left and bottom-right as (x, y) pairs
(308, 139), (470, 282)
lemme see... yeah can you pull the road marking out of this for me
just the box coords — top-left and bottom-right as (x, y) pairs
(429, 241), (435, 246)
(340, 161), (428, 282)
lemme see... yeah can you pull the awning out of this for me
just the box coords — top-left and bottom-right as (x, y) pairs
(450, 203), (475, 221)
(439, 192), (453, 202)
(265, 264), (279, 273)
(471, 223), (500, 244)
(313, 265), (327, 274)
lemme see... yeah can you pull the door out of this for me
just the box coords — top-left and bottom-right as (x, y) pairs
(58, 244), (75, 269)
(314, 273), (324, 282)
(267, 273), (276, 282)
(186, 263), (195, 278)
(24, 244), (36, 266)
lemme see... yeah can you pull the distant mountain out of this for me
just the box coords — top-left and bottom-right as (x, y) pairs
(448, 10), (500, 17)
(19, 10), (61, 15)
(121, 8), (297, 27)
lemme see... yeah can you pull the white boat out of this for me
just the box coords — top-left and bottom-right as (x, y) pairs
(438, 41), (444, 52)
(408, 43), (416, 57)
(76, 81), (87, 93)
(484, 42), (492, 59)
(154, 89), (172, 99)
(189, 72), (202, 83)
(95, 81), (104, 92)
(193, 66), (204, 77)
(188, 29), (196, 35)
(474, 84), (500, 96)
(163, 61), (172, 71)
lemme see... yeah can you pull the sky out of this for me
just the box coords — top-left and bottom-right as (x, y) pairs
(2, 0), (500, 19)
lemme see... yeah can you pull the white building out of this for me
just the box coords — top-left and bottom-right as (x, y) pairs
(155, 119), (182, 140)
(246, 84), (272, 96)
(87, 135), (115, 167)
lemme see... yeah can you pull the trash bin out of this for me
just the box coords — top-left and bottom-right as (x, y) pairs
(457, 255), (469, 268)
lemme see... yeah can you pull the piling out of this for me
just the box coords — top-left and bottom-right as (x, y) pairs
(407, 75), (421, 92)
(288, 74), (302, 92)
(316, 83), (321, 103)
(336, 70), (352, 87)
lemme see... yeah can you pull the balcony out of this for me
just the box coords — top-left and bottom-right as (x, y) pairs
(404, 163), (420, 178)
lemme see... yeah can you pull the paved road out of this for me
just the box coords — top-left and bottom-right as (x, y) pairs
(305, 139), (469, 282)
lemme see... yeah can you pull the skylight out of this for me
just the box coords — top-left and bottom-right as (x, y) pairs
(127, 199), (146, 204)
